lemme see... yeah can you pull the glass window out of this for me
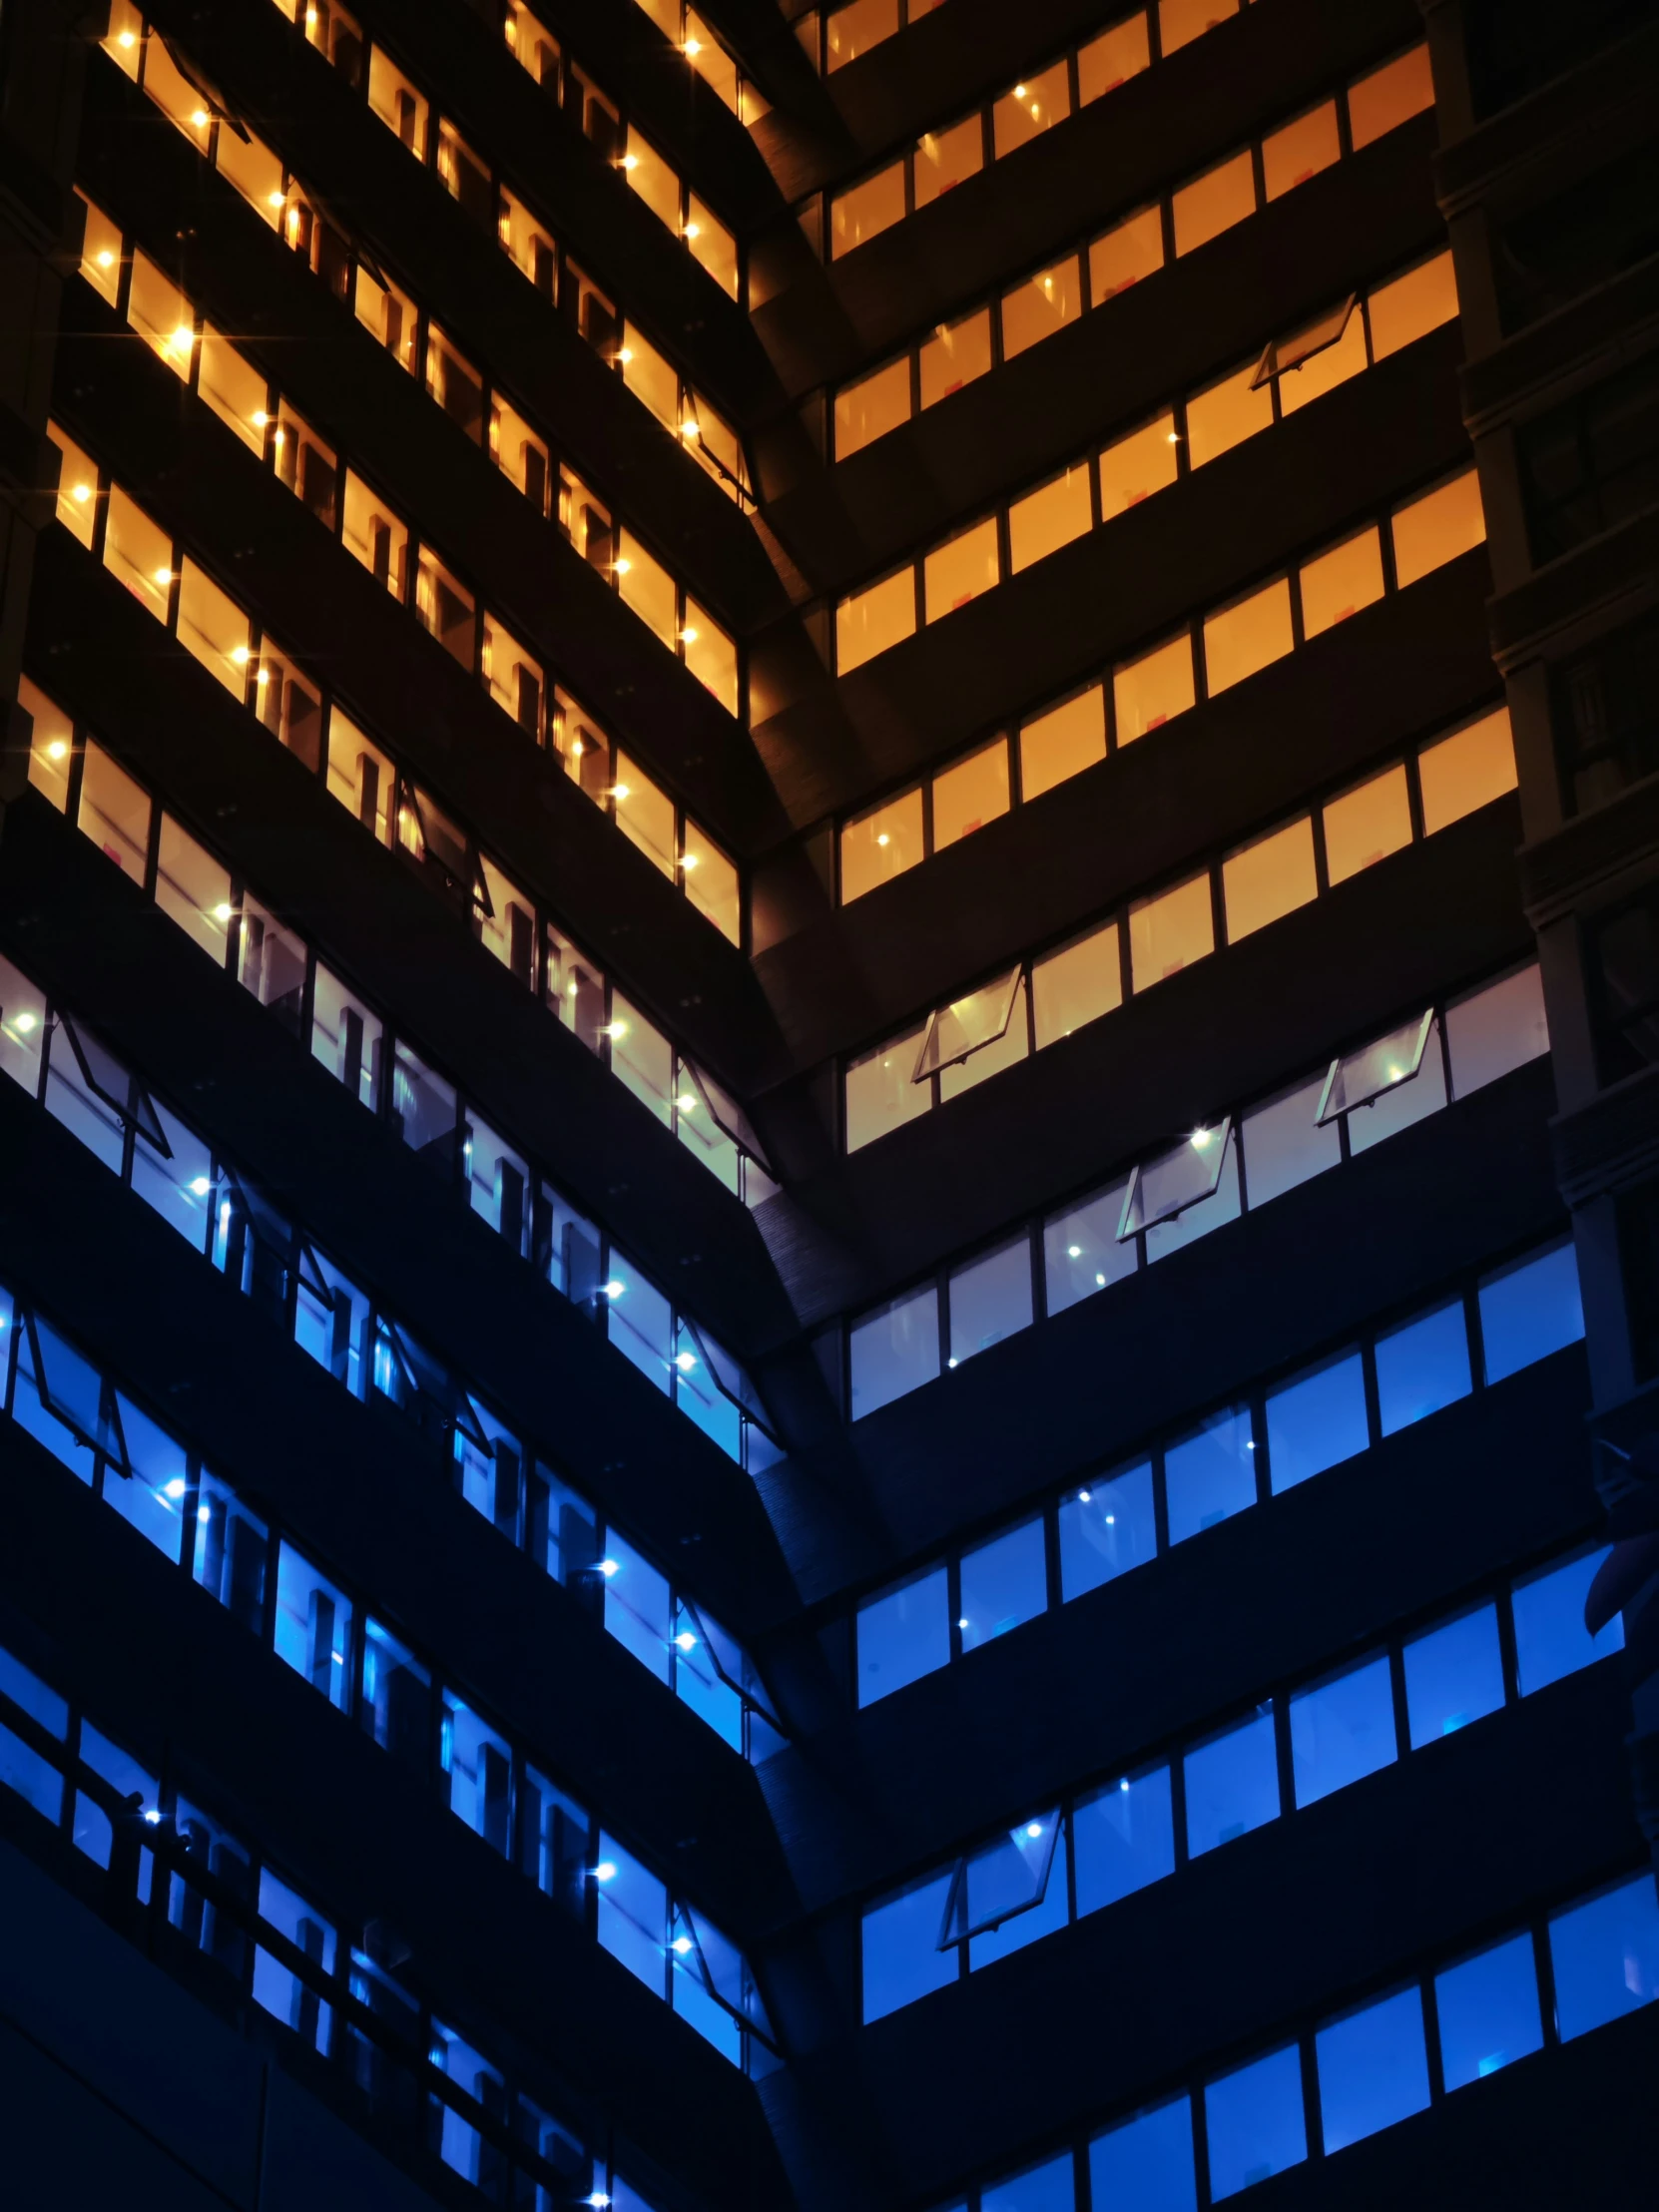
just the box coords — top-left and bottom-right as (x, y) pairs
(193, 1472), (268, 1631)
(435, 118), (493, 230)
(1204, 2044), (1305, 2200)
(176, 559), (251, 697)
(1512, 1547), (1622, 1694)
(686, 196), (739, 300)
(1290, 1653), (1396, 1807)
(1002, 256), (1083, 361)
(1419, 705), (1515, 833)
(1160, 0), (1236, 56)
(1173, 150), (1256, 258)
(20, 678), (71, 809)
(1204, 577), (1294, 696)
(933, 741), (1009, 849)
(1021, 686), (1105, 799)
(353, 264), (417, 373)
(140, 33), (212, 146)
(78, 739), (151, 878)
(1090, 203), (1164, 301)
(958, 1519), (1046, 1651)
(683, 600), (740, 715)
(923, 517), (999, 623)
(1435, 1934), (1544, 2089)
(1391, 469), (1485, 587)
(360, 1617), (431, 1770)
(519, 1761), (590, 1914)
(1403, 1603), (1505, 1748)
(1375, 1301), (1471, 1433)
(1348, 43), (1434, 151)
(837, 567), (916, 674)
(442, 1694), (514, 1854)
(612, 758), (677, 879)
(831, 162), (906, 258)
(919, 309), (992, 408)
(1145, 1133), (1240, 1262)
(611, 995), (674, 1128)
(0, 1716), (61, 1825)
(1222, 816), (1316, 942)
(254, 1869), (334, 2054)
(841, 788), (923, 901)
(1165, 1409), (1256, 1546)
(1479, 1242), (1583, 1382)
(616, 535), (678, 651)
(681, 821), (742, 943)
(948, 1238), (1032, 1366)
(1242, 1074), (1341, 1209)
(464, 1114), (530, 1256)
(913, 113), (982, 207)
(215, 115), (283, 227)
(850, 1284), (939, 1416)
(49, 423), (98, 547)
(1058, 1461), (1155, 1600)
(274, 1542), (353, 1712)
(103, 484), (173, 622)
(309, 964), (381, 1109)
(980, 2154), (1073, 2212)
(1089, 2095), (1195, 2211)
(367, 47), (427, 153)
(489, 395), (551, 517)
(1300, 524), (1385, 638)
(1369, 251), (1459, 360)
(1074, 1760), (1174, 1919)
(1266, 1350), (1369, 1492)
(155, 818), (232, 964)
(1043, 1175), (1137, 1315)
(78, 190), (123, 302)
(1008, 465), (1092, 574)
(861, 1868), (956, 2021)
(1098, 409), (1180, 518)
(1185, 1706), (1279, 1857)
(993, 58), (1069, 158)
(1316, 1987), (1429, 2152)
(197, 326), (268, 455)
(1114, 631), (1194, 743)
(341, 472), (408, 599)
(605, 1258), (674, 1394)
(937, 974), (1029, 1101)
(857, 1566), (949, 1706)
(431, 2023), (506, 2187)
(835, 356), (910, 460)
(102, 1393), (190, 1562)
(274, 400), (337, 530)
(1128, 870), (1212, 989)
(1324, 764), (1412, 884)
(827, 0), (897, 72)
(1032, 921), (1121, 1047)
(253, 640), (321, 771)
(1548, 1877), (1659, 2040)
(414, 546), (475, 667)
(1346, 1015), (1447, 1154)
(0, 1645), (67, 1738)
(0, 952), (47, 1093)
(1263, 101), (1340, 200)
(1446, 963), (1548, 1096)
(845, 1024), (930, 1150)
(603, 1531), (673, 1682)
(390, 1039), (457, 1169)
(1185, 359), (1275, 469)
(1275, 302), (1369, 418)
(126, 250), (194, 377)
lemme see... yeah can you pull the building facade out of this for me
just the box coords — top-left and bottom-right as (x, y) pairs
(0, 0), (1654, 2207)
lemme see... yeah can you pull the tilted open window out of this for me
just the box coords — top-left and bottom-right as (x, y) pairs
(1252, 293), (1357, 388)
(937, 1812), (1061, 1946)
(1316, 1009), (1434, 1124)
(1118, 1120), (1233, 1240)
(22, 1309), (130, 1473)
(58, 1014), (169, 1155)
(912, 967), (1022, 1083)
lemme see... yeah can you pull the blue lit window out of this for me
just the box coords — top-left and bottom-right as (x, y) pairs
(1265, 1351), (1370, 1493)
(1239, 1074), (1340, 1207)
(130, 1098), (214, 1249)
(981, 2151), (1074, 2211)
(850, 1284), (940, 1417)
(72, 1725), (159, 1889)
(1042, 1174), (1136, 1315)
(673, 1317), (742, 1459)
(1289, 1654), (1396, 1808)
(959, 1519), (1047, 1650)
(596, 1836), (668, 1996)
(1204, 2044), (1306, 2200)
(101, 1392), (190, 1562)
(604, 1256), (674, 1393)
(947, 1237), (1034, 1367)
(455, 1395), (523, 1540)
(1184, 1706), (1280, 1857)
(1088, 2094), (1197, 2211)
(1165, 1408), (1257, 1545)
(192, 1470), (269, 1632)
(1548, 1875), (1659, 2039)
(1374, 1300), (1471, 1434)
(441, 1694), (514, 1855)
(1402, 1603), (1505, 1747)
(360, 1618), (431, 1771)
(0, 1644), (68, 1740)
(520, 1762), (590, 1914)
(254, 1867), (335, 2054)
(532, 1462), (598, 1588)
(1511, 1546), (1622, 1694)
(1057, 1461), (1156, 1600)
(961, 1814), (1067, 1970)
(12, 1308), (113, 1484)
(1315, 1986), (1429, 2153)
(1477, 1241), (1584, 1382)
(602, 1531), (673, 1683)
(274, 1541), (354, 1712)
(292, 1246), (367, 1396)
(0, 1720), (62, 1826)
(172, 1796), (252, 1974)
(430, 2022), (505, 2187)
(861, 1867), (957, 2022)
(857, 1566), (949, 1706)
(671, 1901), (778, 2070)
(1073, 1763), (1175, 1917)
(1434, 1935), (1543, 2088)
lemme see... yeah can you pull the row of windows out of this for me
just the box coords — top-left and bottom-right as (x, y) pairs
(73, 149), (743, 724)
(631, 0), (772, 126)
(856, 1236), (1584, 1705)
(861, 1535), (1624, 2024)
(847, 957), (1549, 1420)
(844, 691), (1512, 1155)
(0, 953), (783, 1762)
(833, 245), (1464, 673)
(0, 1638), (745, 2203)
(37, 443), (770, 1205)
(824, 0), (1281, 248)
(921, 1868), (1659, 2209)
(831, 40), (1433, 458)
(821, 0), (1245, 79)
(0, 1294), (778, 2076)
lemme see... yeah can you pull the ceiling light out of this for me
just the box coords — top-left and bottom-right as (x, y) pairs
(46, 740), (68, 761)
(71, 482), (92, 503)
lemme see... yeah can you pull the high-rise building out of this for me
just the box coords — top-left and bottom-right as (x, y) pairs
(0, 0), (1655, 2205)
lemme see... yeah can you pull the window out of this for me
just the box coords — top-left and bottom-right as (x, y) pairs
(1271, 300), (1368, 415)
(1263, 101), (1340, 199)
(1402, 1604), (1505, 1749)
(1344, 1015), (1448, 1154)
(274, 1543), (353, 1712)
(1241, 1075), (1341, 1208)
(1165, 1409), (1255, 1545)
(948, 1239), (1033, 1367)
(1348, 44), (1434, 151)
(857, 1567), (949, 1706)
(1390, 469), (1485, 588)
(1033, 922), (1121, 1046)
(837, 568), (916, 674)
(1159, 0), (1236, 56)
(1511, 1548), (1621, 1694)
(1323, 763), (1411, 882)
(605, 1260), (674, 1394)
(360, 1618), (431, 1769)
(1418, 706), (1516, 832)
(1184, 1706), (1279, 1857)
(992, 58), (1069, 159)
(341, 472), (408, 598)
(958, 1519), (1046, 1650)
(913, 115), (983, 207)
(1368, 251), (1459, 360)
(1289, 1653), (1396, 1806)
(367, 48), (427, 153)
(1434, 1935), (1544, 2089)
(1043, 1174), (1137, 1315)
(77, 742), (151, 876)
(1009, 465), (1092, 572)
(842, 789), (923, 901)
(1090, 204), (1164, 301)
(1113, 631), (1193, 742)
(934, 742), (1009, 848)
(1300, 525), (1385, 637)
(78, 191), (123, 304)
(916, 969), (1022, 1082)
(845, 1024), (929, 1151)
(198, 326), (268, 453)
(1547, 1877), (1659, 2040)
(952, 1814), (1065, 1965)
(414, 546), (475, 666)
(850, 1285), (939, 1415)
(924, 517), (999, 622)
(1315, 1988), (1429, 2152)
(1057, 1460), (1156, 1599)
(827, 0), (897, 71)
(103, 484), (172, 621)
(1185, 359), (1274, 468)
(50, 424), (98, 546)
(1374, 1302), (1471, 1433)
(1204, 578), (1294, 697)
(861, 1868), (956, 2021)
(919, 309), (992, 407)
(1074, 1763), (1174, 1916)
(1129, 1123), (1235, 1249)
(1172, 150), (1255, 257)
(354, 265), (417, 372)
(127, 250), (193, 376)
(836, 357), (910, 460)
(1478, 1242), (1583, 1382)
(1001, 257), (1082, 361)
(831, 163), (905, 258)
(1089, 2096), (1195, 2211)
(980, 2155), (1073, 2212)
(1266, 1351), (1369, 1492)
(1222, 817), (1316, 942)
(1021, 687), (1105, 799)
(1098, 410), (1180, 518)
(1128, 871), (1212, 988)
(1204, 2045), (1305, 2200)
(155, 817), (232, 962)
(193, 1472), (268, 1631)
(254, 1870), (334, 2054)
(176, 559), (251, 696)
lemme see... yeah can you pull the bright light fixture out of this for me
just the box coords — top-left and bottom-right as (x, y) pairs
(189, 1176), (212, 1196)
(163, 1477), (187, 1500)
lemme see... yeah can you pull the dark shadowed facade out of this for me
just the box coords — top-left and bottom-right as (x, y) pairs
(0, 0), (1656, 2206)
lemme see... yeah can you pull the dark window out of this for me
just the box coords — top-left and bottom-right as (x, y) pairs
(1591, 884), (1659, 1082)
(1464, 0), (1655, 120)
(1554, 608), (1659, 814)
(1517, 350), (1659, 564)
(1496, 141), (1659, 335)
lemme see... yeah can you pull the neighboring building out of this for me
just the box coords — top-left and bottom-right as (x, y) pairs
(0, 0), (1654, 2206)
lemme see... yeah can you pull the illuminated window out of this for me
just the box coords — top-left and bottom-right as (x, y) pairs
(933, 742), (1008, 848)
(1348, 44), (1434, 152)
(1273, 300), (1368, 415)
(1418, 706), (1515, 832)
(353, 265), (417, 374)
(1089, 204), (1164, 302)
(414, 545), (476, 667)
(48, 423), (98, 549)
(687, 197), (740, 299)
(919, 309), (992, 408)
(78, 740), (151, 877)
(913, 115), (982, 208)
(1172, 149), (1255, 258)
(682, 600), (740, 715)
(1008, 464), (1092, 572)
(176, 560), (251, 698)
(681, 824), (742, 944)
(844, 1025), (929, 1150)
(1159, 0), (1236, 57)
(425, 323), (485, 443)
(489, 394), (550, 514)
(367, 47), (427, 154)
(215, 117), (283, 228)
(1020, 686), (1105, 799)
(831, 163), (906, 258)
(341, 471), (408, 598)
(1032, 921), (1122, 1045)
(1323, 765), (1412, 884)
(992, 59), (1069, 160)
(1299, 524), (1384, 636)
(923, 517), (999, 623)
(436, 119), (494, 230)
(835, 357), (910, 460)
(1185, 358), (1274, 468)
(1113, 631), (1194, 742)
(617, 532), (677, 649)
(275, 399), (337, 530)
(827, 0), (898, 73)
(1222, 818), (1317, 942)
(127, 252), (194, 379)
(1369, 251), (1460, 359)
(1263, 101), (1341, 199)
(197, 327), (268, 455)
(1390, 469), (1485, 587)
(1202, 577), (1293, 694)
(481, 615), (544, 737)
(1001, 255), (1083, 360)
(77, 192), (123, 305)
(1129, 872), (1213, 989)
(497, 185), (556, 297)
(842, 789), (923, 900)
(1098, 409), (1180, 516)
(1078, 14), (1151, 103)
(103, 485), (173, 623)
